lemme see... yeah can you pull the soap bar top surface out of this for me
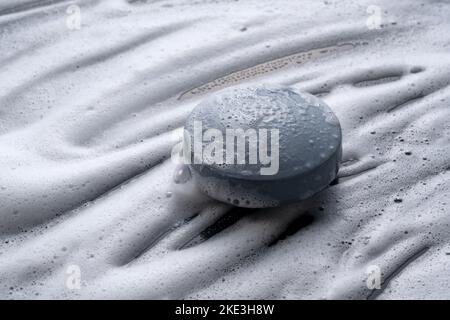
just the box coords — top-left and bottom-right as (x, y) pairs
(184, 85), (342, 180)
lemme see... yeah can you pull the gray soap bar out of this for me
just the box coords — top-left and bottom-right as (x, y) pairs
(183, 85), (342, 208)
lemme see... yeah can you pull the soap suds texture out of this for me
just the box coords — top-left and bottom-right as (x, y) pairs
(0, 0), (449, 299)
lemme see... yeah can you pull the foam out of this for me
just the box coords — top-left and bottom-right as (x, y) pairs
(0, 0), (449, 299)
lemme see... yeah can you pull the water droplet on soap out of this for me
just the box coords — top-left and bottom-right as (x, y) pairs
(173, 165), (192, 184)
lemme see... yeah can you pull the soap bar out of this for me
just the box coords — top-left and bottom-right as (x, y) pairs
(183, 85), (342, 208)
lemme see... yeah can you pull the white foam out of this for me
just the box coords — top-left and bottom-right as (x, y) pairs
(0, 0), (449, 299)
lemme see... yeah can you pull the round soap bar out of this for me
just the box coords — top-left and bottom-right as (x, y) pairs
(183, 85), (342, 208)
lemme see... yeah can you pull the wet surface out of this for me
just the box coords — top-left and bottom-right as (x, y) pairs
(0, 0), (449, 299)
